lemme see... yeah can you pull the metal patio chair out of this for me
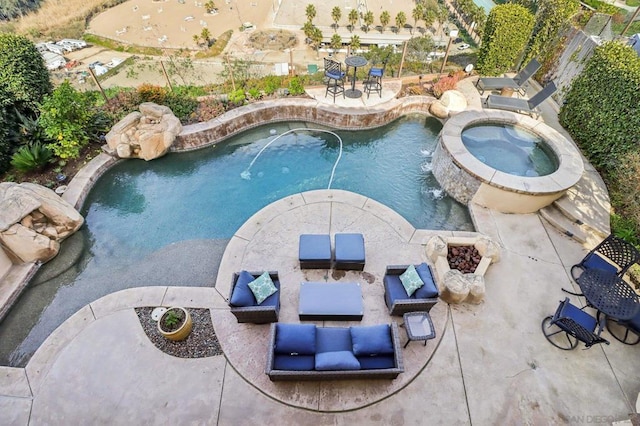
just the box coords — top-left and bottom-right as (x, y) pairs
(541, 298), (609, 350)
(324, 58), (345, 102)
(570, 234), (640, 281)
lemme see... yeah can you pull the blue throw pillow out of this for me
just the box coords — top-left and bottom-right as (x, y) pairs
(415, 263), (439, 299)
(350, 324), (394, 356)
(315, 351), (361, 371)
(275, 323), (317, 355)
(229, 270), (257, 307)
(400, 264), (424, 297)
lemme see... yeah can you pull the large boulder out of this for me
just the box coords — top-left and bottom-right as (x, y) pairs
(105, 102), (182, 161)
(429, 90), (468, 119)
(0, 182), (83, 264)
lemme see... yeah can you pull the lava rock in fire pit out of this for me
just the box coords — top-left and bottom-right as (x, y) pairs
(447, 245), (481, 274)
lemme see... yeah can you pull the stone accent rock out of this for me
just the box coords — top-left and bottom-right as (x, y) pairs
(426, 235), (448, 262)
(428, 90), (467, 119)
(105, 103), (182, 161)
(0, 182), (84, 264)
(441, 270), (470, 304)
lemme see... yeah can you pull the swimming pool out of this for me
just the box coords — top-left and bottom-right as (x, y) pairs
(0, 115), (473, 367)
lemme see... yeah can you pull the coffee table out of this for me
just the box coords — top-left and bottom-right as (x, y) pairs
(299, 282), (363, 321)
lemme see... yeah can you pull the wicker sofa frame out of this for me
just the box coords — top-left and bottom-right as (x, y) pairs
(228, 271), (279, 324)
(384, 265), (439, 316)
(265, 322), (404, 381)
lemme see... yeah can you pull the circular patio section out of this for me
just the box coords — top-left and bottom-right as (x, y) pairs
(432, 110), (584, 214)
(212, 189), (452, 412)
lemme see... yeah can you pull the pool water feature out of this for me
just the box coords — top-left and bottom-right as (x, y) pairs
(461, 123), (559, 177)
(0, 116), (473, 367)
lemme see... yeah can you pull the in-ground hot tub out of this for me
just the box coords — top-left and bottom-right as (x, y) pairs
(432, 110), (584, 214)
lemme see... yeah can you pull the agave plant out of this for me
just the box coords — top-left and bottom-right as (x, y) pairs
(11, 142), (53, 172)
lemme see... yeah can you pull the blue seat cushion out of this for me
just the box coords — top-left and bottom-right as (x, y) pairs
(335, 233), (365, 262)
(275, 323), (317, 355)
(369, 68), (383, 77)
(299, 234), (331, 261)
(583, 253), (618, 275)
(315, 351), (361, 371)
(229, 270), (257, 307)
(316, 327), (352, 353)
(356, 355), (396, 369)
(384, 274), (410, 302)
(326, 71), (344, 80)
(273, 355), (315, 371)
(627, 312), (640, 333)
(559, 302), (597, 332)
(414, 263), (439, 298)
(350, 324), (394, 356)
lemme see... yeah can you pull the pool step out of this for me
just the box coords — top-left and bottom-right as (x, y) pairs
(539, 203), (604, 247)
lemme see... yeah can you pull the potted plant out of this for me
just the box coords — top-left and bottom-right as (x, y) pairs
(157, 307), (193, 341)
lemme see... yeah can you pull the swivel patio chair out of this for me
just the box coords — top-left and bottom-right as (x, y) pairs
(570, 234), (640, 281)
(324, 58), (345, 102)
(485, 81), (557, 119)
(363, 57), (388, 98)
(541, 298), (609, 350)
(475, 58), (541, 95)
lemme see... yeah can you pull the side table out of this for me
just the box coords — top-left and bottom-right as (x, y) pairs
(401, 311), (436, 348)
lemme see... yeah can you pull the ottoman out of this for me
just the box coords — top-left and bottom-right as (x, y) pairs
(299, 234), (332, 269)
(335, 233), (365, 270)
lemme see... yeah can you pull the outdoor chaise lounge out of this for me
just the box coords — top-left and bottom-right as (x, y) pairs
(228, 270), (280, 323)
(265, 322), (404, 381)
(475, 58), (541, 95)
(383, 263), (440, 316)
(485, 81), (557, 118)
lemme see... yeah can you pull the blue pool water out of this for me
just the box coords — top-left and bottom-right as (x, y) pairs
(473, 0), (496, 13)
(461, 123), (559, 177)
(0, 115), (473, 367)
(82, 116), (472, 256)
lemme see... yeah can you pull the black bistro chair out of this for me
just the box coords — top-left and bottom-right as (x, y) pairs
(324, 58), (345, 102)
(570, 234), (640, 281)
(364, 59), (388, 98)
(541, 298), (609, 350)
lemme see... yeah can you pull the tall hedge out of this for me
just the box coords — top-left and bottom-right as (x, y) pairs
(0, 33), (52, 114)
(522, 0), (579, 68)
(559, 42), (640, 171)
(476, 4), (535, 76)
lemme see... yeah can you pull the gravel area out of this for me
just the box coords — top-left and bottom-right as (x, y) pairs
(135, 307), (222, 358)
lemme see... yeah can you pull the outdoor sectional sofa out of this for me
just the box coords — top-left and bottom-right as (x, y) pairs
(265, 322), (404, 381)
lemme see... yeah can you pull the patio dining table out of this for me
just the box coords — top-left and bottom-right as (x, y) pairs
(576, 268), (640, 321)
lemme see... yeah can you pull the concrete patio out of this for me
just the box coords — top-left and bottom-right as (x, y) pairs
(1, 77), (639, 424)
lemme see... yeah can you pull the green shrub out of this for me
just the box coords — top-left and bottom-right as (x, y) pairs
(99, 89), (141, 122)
(287, 76), (305, 95)
(522, 0), (579, 68)
(10, 143), (53, 172)
(559, 42), (640, 171)
(163, 92), (199, 123)
(228, 88), (246, 105)
(39, 81), (96, 160)
(261, 75), (282, 95)
(476, 4), (535, 75)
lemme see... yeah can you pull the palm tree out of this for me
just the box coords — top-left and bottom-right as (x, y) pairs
(412, 5), (424, 35)
(348, 9), (358, 32)
(363, 10), (374, 33)
(423, 8), (436, 34)
(395, 11), (407, 34)
(380, 10), (390, 33)
(350, 34), (361, 52)
(305, 4), (316, 24)
(330, 33), (342, 55)
(331, 6), (342, 32)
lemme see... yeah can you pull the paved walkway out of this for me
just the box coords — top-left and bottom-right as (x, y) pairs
(2, 79), (640, 424)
